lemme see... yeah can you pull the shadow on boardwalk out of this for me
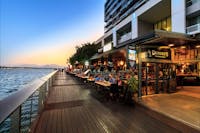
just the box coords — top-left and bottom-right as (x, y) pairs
(32, 72), (180, 133)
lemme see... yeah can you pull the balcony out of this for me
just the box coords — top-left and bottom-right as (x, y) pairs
(186, 0), (200, 16)
(118, 32), (132, 44)
(186, 23), (200, 35)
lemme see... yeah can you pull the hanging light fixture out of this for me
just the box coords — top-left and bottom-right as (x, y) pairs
(120, 60), (124, 66)
(168, 44), (174, 47)
(196, 45), (200, 48)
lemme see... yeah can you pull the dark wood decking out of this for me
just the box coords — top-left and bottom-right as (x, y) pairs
(33, 72), (180, 133)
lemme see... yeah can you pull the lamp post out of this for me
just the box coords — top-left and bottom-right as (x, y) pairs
(137, 45), (142, 98)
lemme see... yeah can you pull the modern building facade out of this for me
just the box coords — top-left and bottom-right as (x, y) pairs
(99, 0), (200, 47)
(92, 0), (200, 97)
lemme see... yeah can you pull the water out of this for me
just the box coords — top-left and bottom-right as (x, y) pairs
(0, 68), (54, 133)
(0, 68), (54, 100)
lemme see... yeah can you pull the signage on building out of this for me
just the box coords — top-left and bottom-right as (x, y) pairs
(103, 43), (112, 52)
(98, 48), (103, 53)
(128, 49), (136, 60)
(147, 49), (171, 59)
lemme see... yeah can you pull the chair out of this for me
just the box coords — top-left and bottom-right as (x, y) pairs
(109, 84), (119, 101)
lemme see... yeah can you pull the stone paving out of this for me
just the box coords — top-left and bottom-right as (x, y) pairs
(139, 86), (200, 132)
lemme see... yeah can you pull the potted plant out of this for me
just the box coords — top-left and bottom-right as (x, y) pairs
(127, 76), (138, 103)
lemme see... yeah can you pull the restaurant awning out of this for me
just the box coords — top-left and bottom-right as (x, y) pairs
(129, 30), (199, 47)
(90, 46), (126, 60)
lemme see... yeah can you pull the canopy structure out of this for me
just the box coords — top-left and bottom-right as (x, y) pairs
(129, 30), (199, 47)
(90, 47), (126, 60)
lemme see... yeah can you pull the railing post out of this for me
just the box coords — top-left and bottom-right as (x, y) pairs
(10, 106), (21, 133)
(50, 77), (53, 87)
(38, 84), (45, 113)
(30, 95), (33, 124)
(46, 80), (49, 97)
(49, 77), (52, 94)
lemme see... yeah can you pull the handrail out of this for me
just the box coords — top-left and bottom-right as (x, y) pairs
(186, 23), (200, 34)
(0, 70), (57, 124)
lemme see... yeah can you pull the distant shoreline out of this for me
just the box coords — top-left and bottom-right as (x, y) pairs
(0, 66), (57, 69)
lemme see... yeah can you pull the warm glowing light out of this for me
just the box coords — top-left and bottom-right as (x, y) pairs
(141, 52), (146, 59)
(180, 46), (186, 49)
(120, 60), (124, 66)
(196, 45), (200, 48)
(147, 63), (150, 66)
(181, 69), (184, 73)
(158, 46), (170, 49)
(168, 44), (174, 47)
(166, 27), (170, 31)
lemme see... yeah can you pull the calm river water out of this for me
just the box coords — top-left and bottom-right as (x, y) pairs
(0, 68), (54, 100)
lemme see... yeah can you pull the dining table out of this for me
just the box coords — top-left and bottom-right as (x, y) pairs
(95, 81), (111, 87)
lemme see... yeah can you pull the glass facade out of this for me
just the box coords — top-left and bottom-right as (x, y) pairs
(173, 46), (200, 61)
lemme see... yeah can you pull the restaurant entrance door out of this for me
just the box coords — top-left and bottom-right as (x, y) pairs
(141, 62), (176, 96)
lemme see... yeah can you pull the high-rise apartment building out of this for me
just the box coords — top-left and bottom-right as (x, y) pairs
(96, 0), (200, 48)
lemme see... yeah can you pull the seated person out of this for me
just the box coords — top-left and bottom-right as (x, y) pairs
(88, 73), (94, 80)
(95, 74), (104, 82)
(84, 69), (91, 76)
(116, 74), (122, 86)
(159, 70), (163, 79)
(108, 74), (116, 84)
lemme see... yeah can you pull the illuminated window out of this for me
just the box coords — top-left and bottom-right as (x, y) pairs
(161, 20), (166, 30)
(167, 17), (171, 31)
(154, 16), (171, 31)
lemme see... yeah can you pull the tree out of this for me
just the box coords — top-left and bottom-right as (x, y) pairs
(69, 42), (100, 65)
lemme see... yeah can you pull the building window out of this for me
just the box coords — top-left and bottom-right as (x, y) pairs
(154, 16), (171, 31)
(186, 0), (199, 7)
(166, 17), (171, 31)
(187, 16), (200, 27)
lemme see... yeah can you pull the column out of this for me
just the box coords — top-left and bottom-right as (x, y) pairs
(138, 46), (142, 98)
(171, 0), (186, 33)
(132, 13), (138, 39)
(112, 27), (117, 47)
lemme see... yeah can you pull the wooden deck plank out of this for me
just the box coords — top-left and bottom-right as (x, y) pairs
(61, 109), (67, 133)
(80, 106), (104, 133)
(64, 108), (73, 133)
(46, 111), (53, 133)
(34, 110), (46, 133)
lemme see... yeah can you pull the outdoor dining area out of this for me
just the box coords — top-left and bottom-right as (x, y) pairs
(67, 67), (138, 103)
(66, 54), (178, 101)
(66, 60), (173, 103)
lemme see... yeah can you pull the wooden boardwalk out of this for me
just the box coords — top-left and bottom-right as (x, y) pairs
(32, 71), (180, 133)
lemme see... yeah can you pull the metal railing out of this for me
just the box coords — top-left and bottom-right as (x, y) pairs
(0, 70), (58, 133)
(186, 23), (200, 35)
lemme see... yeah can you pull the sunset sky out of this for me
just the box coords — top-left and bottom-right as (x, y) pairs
(0, 0), (105, 66)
